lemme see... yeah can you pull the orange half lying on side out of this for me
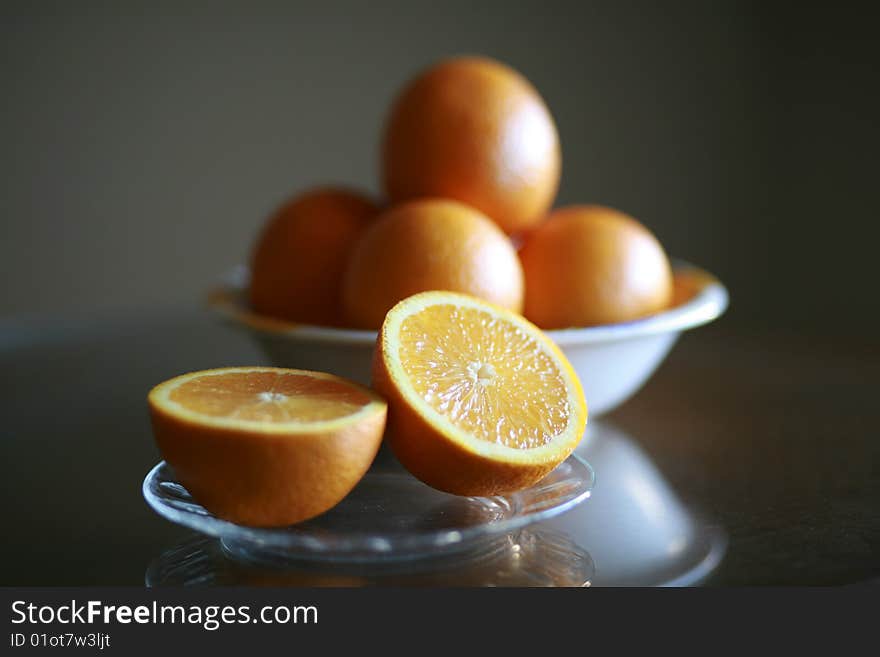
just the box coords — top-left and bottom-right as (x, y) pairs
(148, 367), (387, 527)
(373, 292), (588, 496)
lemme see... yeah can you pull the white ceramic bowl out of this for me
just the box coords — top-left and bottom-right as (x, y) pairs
(207, 261), (727, 417)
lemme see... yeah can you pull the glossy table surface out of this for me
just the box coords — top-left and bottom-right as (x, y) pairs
(1, 309), (877, 586)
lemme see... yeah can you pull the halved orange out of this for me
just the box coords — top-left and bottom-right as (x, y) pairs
(372, 292), (587, 496)
(148, 367), (387, 527)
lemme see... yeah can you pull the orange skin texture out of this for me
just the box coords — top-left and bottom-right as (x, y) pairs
(372, 341), (574, 497)
(519, 205), (674, 328)
(382, 56), (561, 235)
(249, 187), (380, 326)
(148, 399), (386, 528)
(341, 199), (524, 329)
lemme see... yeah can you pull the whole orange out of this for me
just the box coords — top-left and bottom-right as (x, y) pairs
(381, 56), (560, 235)
(249, 187), (380, 326)
(519, 205), (673, 328)
(341, 198), (524, 329)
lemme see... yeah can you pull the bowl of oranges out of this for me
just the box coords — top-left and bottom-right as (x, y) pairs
(207, 56), (728, 418)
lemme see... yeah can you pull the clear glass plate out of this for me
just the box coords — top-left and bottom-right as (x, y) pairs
(143, 450), (594, 565)
(146, 530), (595, 587)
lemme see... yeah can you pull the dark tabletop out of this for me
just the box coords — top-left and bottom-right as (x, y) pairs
(0, 309), (877, 586)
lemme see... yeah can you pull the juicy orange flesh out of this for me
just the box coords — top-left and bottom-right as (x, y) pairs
(168, 371), (370, 423)
(398, 304), (570, 449)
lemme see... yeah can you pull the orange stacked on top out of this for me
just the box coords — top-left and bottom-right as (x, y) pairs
(381, 56), (561, 236)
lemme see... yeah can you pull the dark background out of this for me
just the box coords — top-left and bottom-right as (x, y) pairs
(2, 1), (878, 336)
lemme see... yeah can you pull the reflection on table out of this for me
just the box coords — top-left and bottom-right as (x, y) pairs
(542, 421), (726, 586)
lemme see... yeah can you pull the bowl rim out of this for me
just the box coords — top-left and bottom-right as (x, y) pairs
(206, 259), (728, 346)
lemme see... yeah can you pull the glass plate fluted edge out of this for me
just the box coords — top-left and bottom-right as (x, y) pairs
(146, 529), (595, 587)
(142, 453), (594, 564)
